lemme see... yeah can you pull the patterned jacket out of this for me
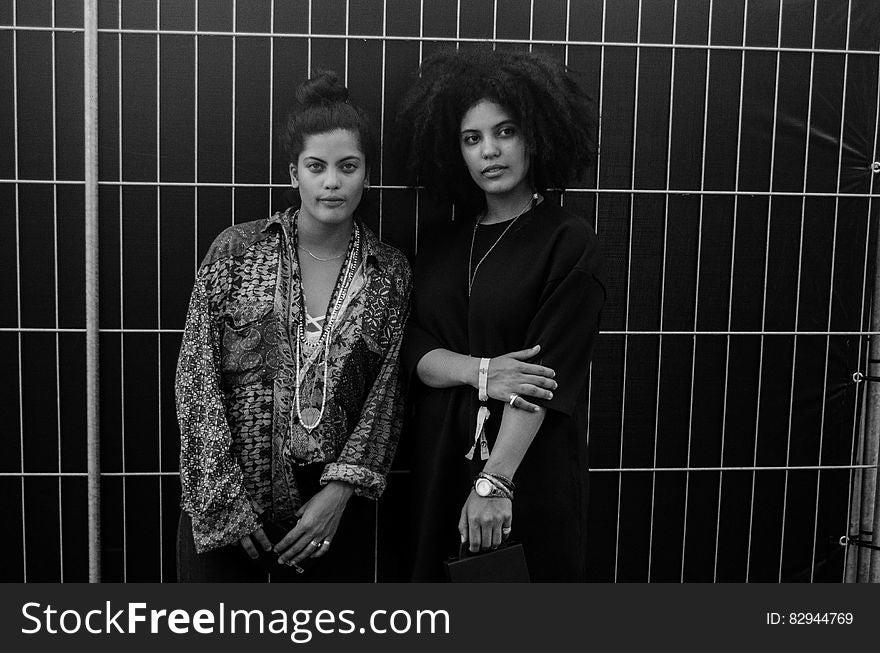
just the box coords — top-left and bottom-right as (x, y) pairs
(175, 209), (412, 553)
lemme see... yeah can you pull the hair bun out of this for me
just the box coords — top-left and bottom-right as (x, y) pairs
(296, 71), (349, 105)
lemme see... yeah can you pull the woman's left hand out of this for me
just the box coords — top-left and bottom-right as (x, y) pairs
(458, 490), (512, 553)
(274, 481), (354, 567)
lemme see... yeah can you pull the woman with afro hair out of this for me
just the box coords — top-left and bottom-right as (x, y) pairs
(396, 48), (605, 581)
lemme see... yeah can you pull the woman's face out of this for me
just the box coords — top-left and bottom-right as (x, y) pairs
(459, 99), (530, 199)
(289, 128), (369, 228)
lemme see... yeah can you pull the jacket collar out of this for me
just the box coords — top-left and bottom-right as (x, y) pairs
(265, 207), (386, 271)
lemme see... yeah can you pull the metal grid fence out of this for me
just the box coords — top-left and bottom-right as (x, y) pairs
(1, 0), (878, 582)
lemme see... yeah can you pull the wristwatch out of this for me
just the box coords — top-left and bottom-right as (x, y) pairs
(473, 475), (512, 499)
(474, 477), (496, 497)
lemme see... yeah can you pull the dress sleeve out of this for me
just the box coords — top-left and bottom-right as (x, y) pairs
(321, 266), (413, 498)
(523, 236), (606, 417)
(175, 264), (260, 552)
(401, 286), (446, 381)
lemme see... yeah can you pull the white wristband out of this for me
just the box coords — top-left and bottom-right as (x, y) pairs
(478, 357), (490, 402)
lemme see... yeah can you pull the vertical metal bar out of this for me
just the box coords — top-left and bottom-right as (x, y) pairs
(614, 0), (643, 583)
(117, 0), (127, 583)
(194, 0), (200, 273)
(269, 1), (275, 213)
(648, 0), (681, 582)
(684, 0), (749, 582)
(746, 0), (782, 584)
(810, 0), (852, 583)
(84, 0), (101, 583)
(155, 0), (164, 582)
(378, 0), (387, 241)
(344, 0), (349, 85)
(373, 0), (389, 581)
(859, 21), (880, 586)
(749, 0), (814, 582)
(563, 0), (570, 66)
(718, 0), (781, 582)
(232, 0), (237, 227)
(414, 0), (423, 254)
(528, 0), (534, 51)
(12, 0), (27, 584)
(265, 8), (279, 572)
(51, 0), (64, 582)
(775, 0), (807, 581)
(307, 0), (312, 75)
(492, 0), (497, 47)
(453, 0), (463, 226)
(593, 0), (606, 235)
(417, 0), (423, 63)
(586, 1), (606, 496)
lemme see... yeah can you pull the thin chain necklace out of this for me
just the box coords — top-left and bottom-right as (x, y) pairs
(289, 210), (361, 431)
(467, 193), (538, 297)
(299, 244), (344, 261)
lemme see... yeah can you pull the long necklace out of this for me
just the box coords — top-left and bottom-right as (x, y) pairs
(299, 244), (344, 261)
(291, 212), (361, 431)
(467, 193), (537, 297)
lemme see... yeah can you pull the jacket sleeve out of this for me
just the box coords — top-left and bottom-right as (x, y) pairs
(321, 265), (413, 498)
(175, 263), (260, 552)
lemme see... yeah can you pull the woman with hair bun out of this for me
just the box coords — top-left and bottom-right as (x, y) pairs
(176, 71), (411, 581)
(396, 49), (605, 581)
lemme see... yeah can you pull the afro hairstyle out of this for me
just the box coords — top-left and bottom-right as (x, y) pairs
(394, 47), (596, 211)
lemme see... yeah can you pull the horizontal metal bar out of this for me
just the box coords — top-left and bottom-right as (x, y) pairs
(2, 327), (879, 336)
(3, 464), (875, 478)
(0, 471), (180, 477)
(591, 464), (879, 472)
(599, 329), (880, 336)
(0, 24), (877, 57)
(602, 331), (878, 336)
(2, 179), (877, 199)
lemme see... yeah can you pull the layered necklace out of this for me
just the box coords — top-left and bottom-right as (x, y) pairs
(291, 211), (361, 431)
(467, 192), (538, 297)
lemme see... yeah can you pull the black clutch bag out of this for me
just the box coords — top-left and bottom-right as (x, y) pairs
(443, 541), (530, 582)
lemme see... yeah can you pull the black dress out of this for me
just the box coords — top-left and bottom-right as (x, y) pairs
(404, 199), (606, 581)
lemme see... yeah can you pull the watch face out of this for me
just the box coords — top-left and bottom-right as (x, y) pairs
(475, 478), (493, 497)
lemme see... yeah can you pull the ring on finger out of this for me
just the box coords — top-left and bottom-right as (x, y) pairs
(310, 539), (322, 549)
(285, 559), (305, 573)
(322, 539), (331, 547)
(502, 527), (512, 535)
(508, 392), (519, 407)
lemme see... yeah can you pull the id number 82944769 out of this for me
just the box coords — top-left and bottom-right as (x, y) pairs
(765, 612), (853, 625)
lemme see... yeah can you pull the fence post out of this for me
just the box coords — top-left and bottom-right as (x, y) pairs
(857, 241), (880, 582)
(84, 0), (101, 583)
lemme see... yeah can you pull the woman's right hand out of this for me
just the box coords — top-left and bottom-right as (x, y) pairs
(487, 345), (556, 412)
(239, 527), (273, 559)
